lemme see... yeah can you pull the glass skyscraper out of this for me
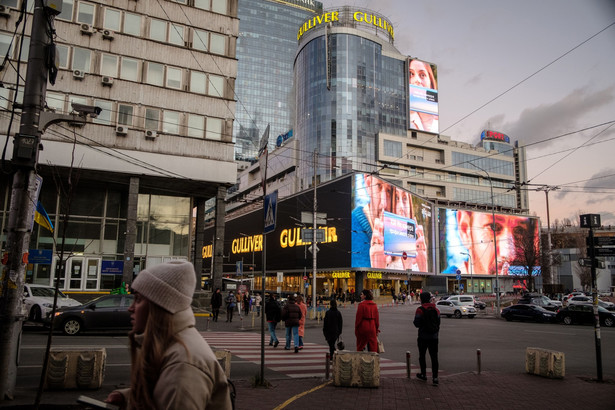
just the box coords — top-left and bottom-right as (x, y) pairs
(234, 0), (322, 161)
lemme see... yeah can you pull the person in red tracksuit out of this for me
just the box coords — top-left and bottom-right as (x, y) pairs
(355, 289), (379, 352)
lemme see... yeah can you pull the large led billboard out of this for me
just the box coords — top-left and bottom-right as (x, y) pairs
(408, 58), (439, 134)
(439, 208), (541, 276)
(351, 173), (433, 272)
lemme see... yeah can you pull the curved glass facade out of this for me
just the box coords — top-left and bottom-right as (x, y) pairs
(295, 31), (407, 188)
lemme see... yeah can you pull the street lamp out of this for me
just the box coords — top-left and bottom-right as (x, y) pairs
(469, 162), (500, 314)
(460, 251), (473, 293)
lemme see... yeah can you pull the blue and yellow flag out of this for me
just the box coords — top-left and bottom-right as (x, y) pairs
(34, 201), (54, 232)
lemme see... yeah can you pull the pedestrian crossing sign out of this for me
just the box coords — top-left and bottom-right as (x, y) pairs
(264, 190), (278, 234)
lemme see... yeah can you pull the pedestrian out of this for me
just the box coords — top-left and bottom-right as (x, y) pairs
(255, 293), (262, 317)
(211, 288), (222, 322)
(243, 292), (250, 315)
(281, 294), (302, 353)
(225, 291), (236, 322)
(265, 293), (281, 347)
(297, 294), (307, 349)
(323, 299), (343, 360)
(413, 291), (441, 386)
(355, 289), (379, 352)
(104, 261), (231, 409)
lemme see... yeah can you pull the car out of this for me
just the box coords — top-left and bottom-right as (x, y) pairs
(563, 291), (585, 302)
(435, 299), (476, 318)
(446, 294), (485, 310)
(517, 294), (561, 311)
(473, 297), (487, 310)
(567, 296), (615, 311)
(501, 304), (556, 323)
(51, 294), (134, 335)
(556, 304), (615, 327)
(599, 300), (615, 311)
(23, 284), (81, 322)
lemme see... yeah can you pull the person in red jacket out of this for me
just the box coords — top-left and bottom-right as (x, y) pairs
(355, 289), (379, 352)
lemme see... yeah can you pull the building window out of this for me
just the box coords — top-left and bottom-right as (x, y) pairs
(194, 0), (210, 11)
(208, 74), (224, 97)
(383, 139), (402, 157)
(169, 23), (185, 46)
(0, 87), (9, 110)
(100, 54), (118, 77)
(209, 32), (226, 55)
(17, 36), (29, 62)
(69, 95), (87, 111)
(57, 0), (73, 21)
(77, 1), (95, 25)
(149, 19), (167, 42)
(56, 44), (69, 68)
(206, 117), (222, 140)
(187, 114), (205, 138)
(123, 12), (141, 36)
(103, 8), (121, 31)
(0, 33), (11, 58)
(118, 104), (134, 126)
(145, 108), (160, 130)
(72, 47), (91, 72)
(211, 0), (227, 14)
(190, 71), (207, 94)
(46, 91), (65, 113)
(193, 29), (208, 52)
(120, 57), (139, 81)
(163, 111), (180, 134)
(166, 66), (182, 89)
(146, 62), (164, 87)
(93, 100), (112, 125)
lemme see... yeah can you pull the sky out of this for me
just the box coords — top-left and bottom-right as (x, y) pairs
(326, 0), (615, 228)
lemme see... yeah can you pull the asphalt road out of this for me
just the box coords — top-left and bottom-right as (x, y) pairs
(17, 303), (615, 385)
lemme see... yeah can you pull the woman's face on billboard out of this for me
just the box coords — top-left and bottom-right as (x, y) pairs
(409, 60), (433, 88)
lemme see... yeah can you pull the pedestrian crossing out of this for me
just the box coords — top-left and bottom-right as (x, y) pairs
(201, 331), (414, 378)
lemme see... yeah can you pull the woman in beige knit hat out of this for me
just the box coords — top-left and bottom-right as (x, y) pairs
(105, 260), (232, 409)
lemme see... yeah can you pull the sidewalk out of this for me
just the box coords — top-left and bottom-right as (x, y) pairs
(4, 371), (614, 409)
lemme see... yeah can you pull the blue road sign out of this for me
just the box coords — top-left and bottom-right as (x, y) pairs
(264, 190), (278, 234)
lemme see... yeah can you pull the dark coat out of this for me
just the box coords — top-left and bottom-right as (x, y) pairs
(211, 292), (223, 309)
(281, 300), (302, 327)
(413, 302), (441, 340)
(265, 298), (282, 323)
(323, 307), (343, 341)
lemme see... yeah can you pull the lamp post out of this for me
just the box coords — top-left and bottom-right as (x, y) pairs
(469, 162), (500, 314)
(460, 251), (473, 293)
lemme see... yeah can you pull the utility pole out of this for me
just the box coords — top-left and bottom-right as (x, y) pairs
(537, 185), (559, 285)
(0, 1), (59, 399)
(312, 150), (317, 313)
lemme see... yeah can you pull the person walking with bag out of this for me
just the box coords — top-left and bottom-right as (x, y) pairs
(225, 291), (236, 322)
(265, 293), (281, 347)
(211, 288), (222, 322)
(297, 294), (307, 349)
(413, 291), (441, 385)
(104, 261), (231, 409)
(355, 289), (379, 352)
(281, 294), (302, 353)
(323, 299), (343, 360)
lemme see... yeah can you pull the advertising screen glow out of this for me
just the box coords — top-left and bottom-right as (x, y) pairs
(408, 58), (439, 134)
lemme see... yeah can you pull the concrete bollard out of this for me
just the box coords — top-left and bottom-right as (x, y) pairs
(239, 315), (244, 330)
(477, 349), (481, 374)
(206, 317), (211, 331)
(406, 351), (411, 378)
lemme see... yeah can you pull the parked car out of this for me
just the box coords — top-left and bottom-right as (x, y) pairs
(556, 305), (615, 327)
(517, 293), (561, 311)
(435, 300), (476, 318)
(567, 295), (593, 305)
(473, 297), (487, 310)
(23, 284), (81, 322)
(51, 294), (134, 335)
(563, 291), (585, 302)
(501, 304), (556, 323)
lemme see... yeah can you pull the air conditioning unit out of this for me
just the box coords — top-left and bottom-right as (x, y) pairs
(145, 130), (157, 140)
(0, 5), (11, 17)
(72, 69), (85, 79)
(102, 29), (114, 40)
(101, 76), (113, 86)
(80, 23), (94, 35)
(115, 125), (127, 136)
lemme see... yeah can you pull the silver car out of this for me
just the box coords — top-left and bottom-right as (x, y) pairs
(436, 300), (477, 318)
(23, 284), (81, 322)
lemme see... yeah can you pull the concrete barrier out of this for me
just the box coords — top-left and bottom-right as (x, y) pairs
(214, 349), (232, 378)
(525, 347), (565, 379)
(45, 348), (106, 389)
(333, 351), (380, 387)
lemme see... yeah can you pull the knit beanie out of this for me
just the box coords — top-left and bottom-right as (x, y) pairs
(131, 260), (196, 313)
(420, 292), (432, 304)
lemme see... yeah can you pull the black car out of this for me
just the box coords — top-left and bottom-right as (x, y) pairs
(517, 293), (561, 311)
(473, 298), (486, 310)
(501, 304), (556, 323)
(556, 304), (615, 327)
(51, 294), (134, 335)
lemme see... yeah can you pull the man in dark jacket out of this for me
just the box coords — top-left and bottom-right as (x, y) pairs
(323, 299), (343, 360)
(413, 291), (441, 385)
(281, 294), (302, 353)
(211, 288), (223, 322)
(265, 293), (282, 347)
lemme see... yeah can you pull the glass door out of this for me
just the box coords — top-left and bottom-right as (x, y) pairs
(84, 258), (100, 290)
(67, 257), (84, 290)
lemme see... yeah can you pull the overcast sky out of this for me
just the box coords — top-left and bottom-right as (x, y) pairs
(326, 0), (615, 227)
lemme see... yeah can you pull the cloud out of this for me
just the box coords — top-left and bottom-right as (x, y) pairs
(583, 169), (615, 190)
(502, 85), (615, 146)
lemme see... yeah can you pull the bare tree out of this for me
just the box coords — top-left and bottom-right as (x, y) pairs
(512, 226), (541, 292)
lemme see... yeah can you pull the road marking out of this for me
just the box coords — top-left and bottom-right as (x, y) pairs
(272, 380), (332, 410)
(523, 330), (577, 335)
